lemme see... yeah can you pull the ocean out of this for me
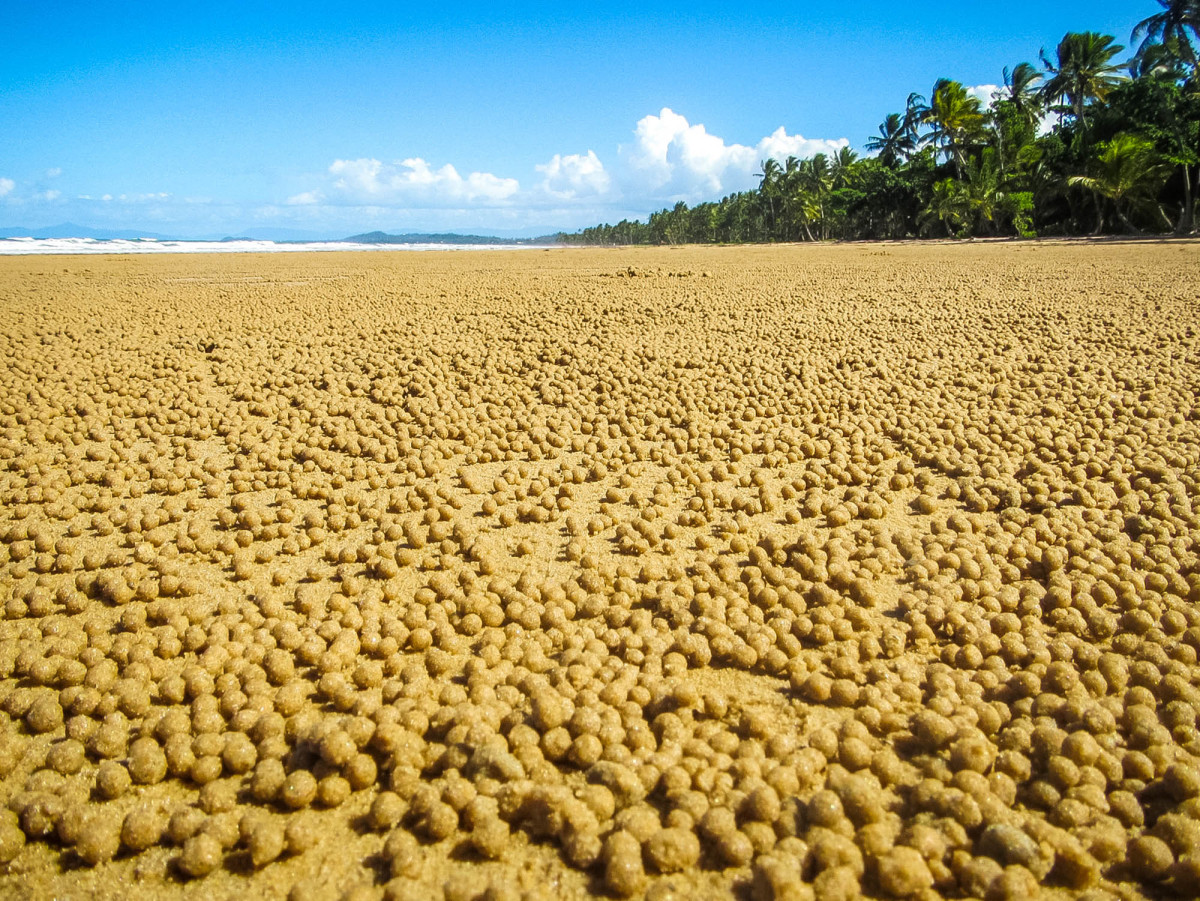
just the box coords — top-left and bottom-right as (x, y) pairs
(0, 237), (548, 255)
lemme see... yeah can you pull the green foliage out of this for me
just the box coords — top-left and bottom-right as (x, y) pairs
(563, 6), (1199, 245)
(1069, 133), (1174, 232)
(1040, 32), (1127, 125)
(1133, 1), (1200, 68)
(924, 79), (988, 177)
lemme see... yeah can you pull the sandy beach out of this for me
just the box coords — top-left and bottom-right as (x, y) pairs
(2, 242), (1199, 900)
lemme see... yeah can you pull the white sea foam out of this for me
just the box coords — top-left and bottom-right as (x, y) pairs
(0, 237), (549, 255)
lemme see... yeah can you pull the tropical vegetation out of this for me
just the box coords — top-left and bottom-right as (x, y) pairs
(562, 2), (1200, 243)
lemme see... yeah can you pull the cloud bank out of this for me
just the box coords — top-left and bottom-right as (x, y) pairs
(537, 151), (610, 200)
(6, 109), (850, 234)
(324, 158), (520, 206)
(620, 109), (848, 201)
(292, 108), (848, 221)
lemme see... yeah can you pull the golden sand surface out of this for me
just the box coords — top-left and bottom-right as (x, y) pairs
(1, 241), (1199, 901)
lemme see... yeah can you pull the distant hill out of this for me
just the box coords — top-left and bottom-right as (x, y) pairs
(0, 222), (177, 241)
(342, 231), (559, 246)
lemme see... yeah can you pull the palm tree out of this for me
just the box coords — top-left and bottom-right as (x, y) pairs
(866, 113), (915, 166)
(919, 179), (971, 237)
(1129, 34), (1192, 78)
(791, 191), (823, 243)
(1132, 3), (1200, 235)
(778, 156), (809, 241)
(831, 146), (859, 189)
(923, 79), (987, 178)
(757, 158), (783, 239)
(1133, 0), (1200, 69)
(903, 92), (928, 148)
(1002, 62), (1045, 127)
(1068, 134), (1173, 233)
(800, 154), (833, 195)
(1039, 32), (1126, 126)
(793, 155), (834, 240)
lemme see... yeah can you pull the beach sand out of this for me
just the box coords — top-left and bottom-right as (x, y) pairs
(2, 241), (1199, 900)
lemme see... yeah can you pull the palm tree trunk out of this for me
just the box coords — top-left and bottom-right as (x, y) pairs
(1178, 163), (1195, 235)
(1115, 203), (1147, 236)
(1091, 196), (1105, 236)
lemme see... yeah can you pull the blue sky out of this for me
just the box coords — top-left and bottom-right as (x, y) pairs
(0, 1), (1150, 237)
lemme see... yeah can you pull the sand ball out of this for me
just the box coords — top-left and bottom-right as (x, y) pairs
(0, 814), (24, 864)
(318, 774), (352, 807)
(248, 817), (286, 868)
(25, 693), (63, 733)
(983, 865), (1040, 901)
(1172, 853), (1200, 897)
(75, 813), (122, 866)
(1128, 834), (1174, 881)
(47, 738), (86, 775)
(95, 760), (132, 800)
(602, 829), (646, 897)
(345, 753), (378, 791)
(14, 792), (63, 841)
(384, 828), (422, 879)
(122, 803), (167, 852)
(285, 813), (321, 855)
(806, 791), (846, 829)
(470, 816), (510, 860)
(166, 807), (206, 845)
(417, 801), (458, 841)
(199, 779), (239, 815)
(1164, 763), (1200, 802)
(955, 854), (1004, 897)
(370, 792), (407, 831)
(281, 769), (319, 809)
(812, 865), (861, 901)
(751, 852), (812, 901)
(647, 827), (701, 873)
(876, 845), (934, 897)
(128, 736), (169, 784)
(249, 758), (286, 803)
(912, 711), (956, 751)
(179, 831), (223, 878)
(222, 731), (257, 774)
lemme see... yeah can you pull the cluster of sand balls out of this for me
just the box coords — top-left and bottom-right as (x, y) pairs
(1, 242), (1199, 900)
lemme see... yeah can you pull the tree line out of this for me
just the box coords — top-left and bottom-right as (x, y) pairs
(561, 2), (1200, 243)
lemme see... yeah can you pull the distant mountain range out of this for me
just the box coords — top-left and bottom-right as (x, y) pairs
(0, 223), (564, 244)
(0, 223), (180, 241)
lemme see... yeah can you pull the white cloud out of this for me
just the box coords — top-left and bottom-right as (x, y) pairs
(756, 127), (851, 167)
(967, 84), (1002, 109)
(288, 108), (848, 224)
(287, 190), (324, 206)
(38, 189), (62, 201)
(328, 158), (519, 206)
(619, 108), (849, 201)
(537, 151), (610, 199)
(46, 167), (62, 178)
(0, 178), (13, 198)
(118, 192), (169, 202)
(623, 108), (753, 196)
